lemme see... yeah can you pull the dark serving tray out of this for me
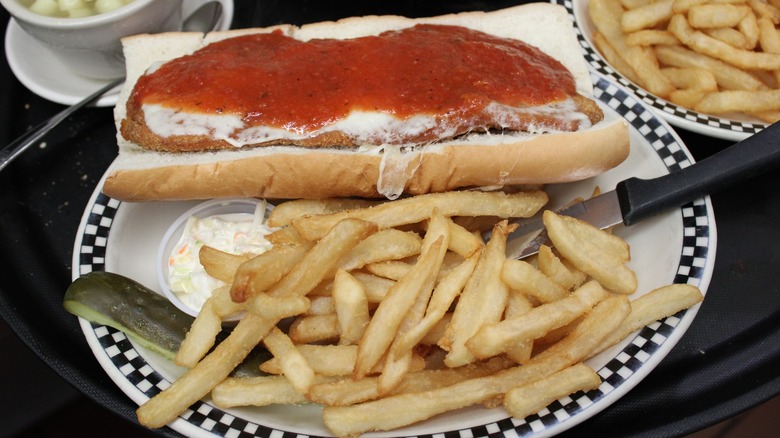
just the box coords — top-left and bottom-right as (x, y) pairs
(1, 2), (778, 437)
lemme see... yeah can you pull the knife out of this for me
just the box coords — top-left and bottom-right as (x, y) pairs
(506, 121), (780, 260)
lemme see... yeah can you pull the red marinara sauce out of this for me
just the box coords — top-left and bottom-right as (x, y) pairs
(130, 24), (577, 138)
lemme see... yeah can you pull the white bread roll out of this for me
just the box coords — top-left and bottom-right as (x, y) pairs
(104, 3), (630, 201)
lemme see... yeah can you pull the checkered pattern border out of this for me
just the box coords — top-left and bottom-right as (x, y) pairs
(76, 74), (713, 437)
(551, 0), (766, 137)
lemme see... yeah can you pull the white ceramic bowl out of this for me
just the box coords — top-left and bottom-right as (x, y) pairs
(157, 198), (271, 321)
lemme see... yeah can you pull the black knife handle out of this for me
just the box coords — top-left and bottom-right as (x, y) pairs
(616, 121), (780, 226)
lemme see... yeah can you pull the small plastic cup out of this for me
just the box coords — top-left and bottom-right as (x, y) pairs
(157, 198), (269, 321)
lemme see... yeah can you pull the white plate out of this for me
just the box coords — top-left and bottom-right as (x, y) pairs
(555, 0), (768, 142)
(5, 1), (234, 107)
(4, 19), (122, 107)
(71, 71), (716, 437)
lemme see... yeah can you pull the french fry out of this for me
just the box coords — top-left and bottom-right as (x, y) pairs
(136, 218), (375, 428)
(378, 211), (451, 391)
(655, 44), (767, 90)
(590, 0), (676, 96)
(250, 292), (310, 320)
(363, 259), (414, 280)
(262, 327), (315, 394)
(338, 228), (422, 271)
(696, 89), (780, 112)
(260, 344), (360, 376)
(687, 4), (751, 28)
(268, 198), (381, 228)
(308, 356), (515, 407)
(289, 314), (341, 344)
(174, 293), (223, 368)
(501, 258), (570, 303)
(626, 29), (681, 46)
(321, 295), (631, 436)
(668, 13), (780, 69)
(544, 211), (637, 295)
(291, 190), (547, 241)
(198, 245), (253, 283)
(212, 375), (310, 408)
(441, 220), (515, 368)
(503, 363), (601, 420)
(622, 0), (675, 32)
(661, 67), (718, 90)
(592, 283), (704, 354)
(332, 269), (370, 345)
(230, 243), (311, 303)
(537, 244), (588, 291)
(502, 291), (535, 363)
(354, 236), (445, 379)
(466, 281), (608, 360)
(704, 27), (751, 49)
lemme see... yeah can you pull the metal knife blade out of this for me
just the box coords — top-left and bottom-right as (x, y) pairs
(505, 120), (780, 260)
(505, 191), (623, 260)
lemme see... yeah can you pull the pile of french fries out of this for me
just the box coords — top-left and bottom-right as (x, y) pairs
(135, 190), (704, 436)
(590, 0), (780, 122)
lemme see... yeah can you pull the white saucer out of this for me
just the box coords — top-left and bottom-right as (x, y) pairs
(5, 19), (121, 107)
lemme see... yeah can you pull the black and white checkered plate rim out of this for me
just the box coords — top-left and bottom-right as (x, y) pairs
(75, 75), (713, 438)
(552, 0), (767, 137)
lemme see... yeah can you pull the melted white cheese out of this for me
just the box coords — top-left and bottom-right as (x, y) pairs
(141, 97), (591, 148)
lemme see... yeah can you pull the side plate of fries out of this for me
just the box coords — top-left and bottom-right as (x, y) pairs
(558, 0), (778, 141)
(71, 72), (716, 438)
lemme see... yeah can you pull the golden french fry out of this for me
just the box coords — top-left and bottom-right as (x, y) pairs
(622, 0), (653, 9)
(502, 291), (535, 363)
(174, 293), (223, 368)
(308, 356), (514, 407)
(292, 190), (547, 241)
(446, 219), (485, 258)
(263, 327), (315, 394)
(749, 0), (780, 23)
(504, 363), (601, 420)
(621, 0), (674, 32)
(661, 67), (718, 90)
(591, 0), (676, 96)
(501, 258), (570, 303)
(363, 259), (414, 281)
(537, 245), (588, 291)
(672, 0), (708, 13)
(544, 211), (637, 295)
(230, 243), (310, 303)
(655, 44), (767, 90)
(696, 89), (780, 113)
(379, 213), (459, 392)
(289, 314), (341, 344)
(137, 311), (278, 428)
(739, 11), (761, 49)
(137, 218), (376, 428)
(338, 228), (422, 271)
(250, 292), (310, 321)
(332, 270), (370, 345)
(212, 375), (309, 408)
(441, 221), (514, 368)
(268, 198), (381, 228)
(669, 13), (780, 69)
(592, 283), (704, 354)
(260, 344), (358, 376)
(466, 281), (608, 360)
(321, 295), (630, 437)
(269, 218), (378, 298)
(704, 27), (750, 49)
(264, 226), (306, 245)
(306, 295), (336, 315)
(626, 29), (681, 46)
(668, 88), (708, 108)
(354, 236), (445, 379)
(198, 245), (253, 283)
(687, 4), (751, 28)
(758, 16), (780, 53)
